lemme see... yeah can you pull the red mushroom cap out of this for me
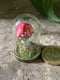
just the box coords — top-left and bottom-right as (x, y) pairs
(15, 22), (34, 38)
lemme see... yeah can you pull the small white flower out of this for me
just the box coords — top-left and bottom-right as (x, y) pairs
(21, 40), (24, 44)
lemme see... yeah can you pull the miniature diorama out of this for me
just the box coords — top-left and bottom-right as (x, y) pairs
(14, 14), (41, 62)
(13, 14), (60, 65)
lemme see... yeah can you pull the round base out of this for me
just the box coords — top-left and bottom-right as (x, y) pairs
(14, 50), (40, 62)
(42, 46), (60, 65)
(15, 39), (41, 62)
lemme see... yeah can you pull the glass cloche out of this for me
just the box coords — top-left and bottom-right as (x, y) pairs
(13, 14), (41, 62)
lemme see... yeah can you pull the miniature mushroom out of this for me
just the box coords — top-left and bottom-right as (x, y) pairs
(15, 22), (34, 38)
(15, 22), (34, 49)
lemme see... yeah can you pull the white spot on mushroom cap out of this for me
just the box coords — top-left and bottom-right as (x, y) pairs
(24, 32), (26, 34)
(17, 29), (21, 35)
(21, 34), (24, 37)
(17, 33), (19, 37)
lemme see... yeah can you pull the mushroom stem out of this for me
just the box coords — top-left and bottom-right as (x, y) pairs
(21, 38), (30, 49)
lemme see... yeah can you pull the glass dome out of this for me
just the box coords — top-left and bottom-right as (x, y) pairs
(13, 13), (41, 62)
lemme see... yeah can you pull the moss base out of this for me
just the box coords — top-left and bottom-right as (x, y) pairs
(15, 39), (41, 62)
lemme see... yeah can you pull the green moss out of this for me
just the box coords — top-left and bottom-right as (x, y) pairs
(16, 39), (40, 60)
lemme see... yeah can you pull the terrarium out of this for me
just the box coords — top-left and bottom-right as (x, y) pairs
(13, 14), (41, 62)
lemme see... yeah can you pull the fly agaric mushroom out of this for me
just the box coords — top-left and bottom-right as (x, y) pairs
(15, 22), (34, 38)
(15, 22), (34, 49)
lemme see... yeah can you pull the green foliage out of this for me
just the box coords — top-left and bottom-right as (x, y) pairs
(31, 0), (60, 22)
(16, 39), (40, 60)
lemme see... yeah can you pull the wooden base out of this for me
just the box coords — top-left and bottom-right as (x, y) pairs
(14, 51), (40, 63)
